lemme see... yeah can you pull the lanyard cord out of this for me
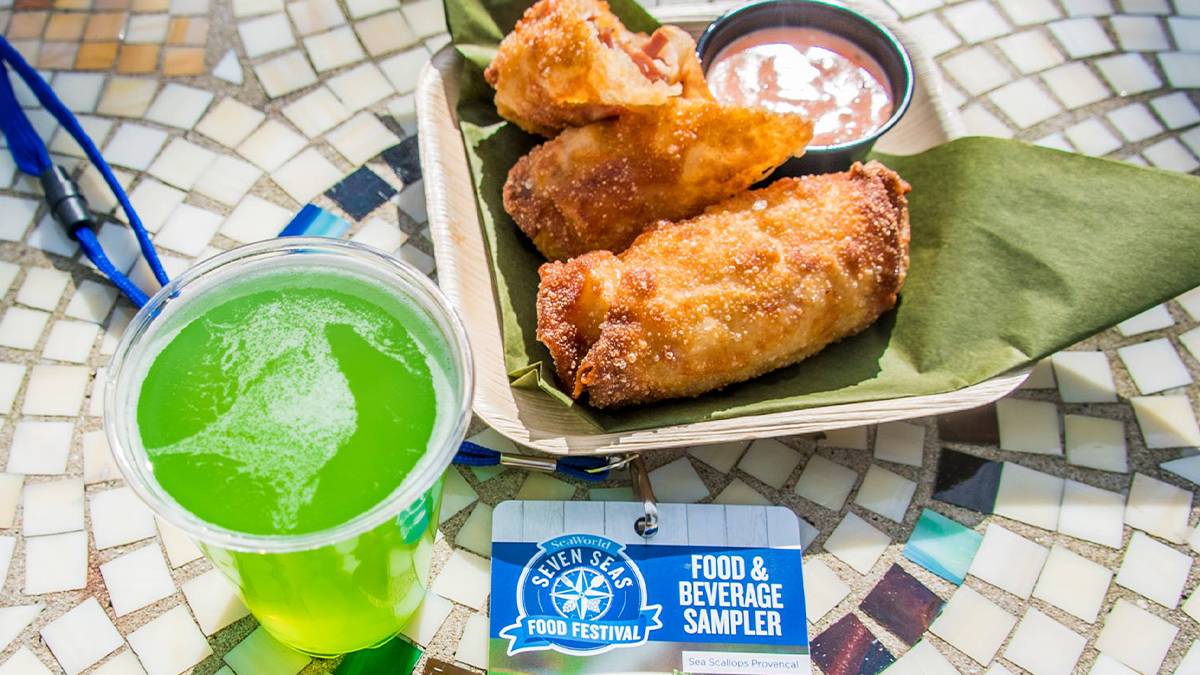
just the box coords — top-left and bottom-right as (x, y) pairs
(0, 36), (167, 307)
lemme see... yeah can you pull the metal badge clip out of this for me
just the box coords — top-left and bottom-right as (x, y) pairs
(629, 455), (659, 539)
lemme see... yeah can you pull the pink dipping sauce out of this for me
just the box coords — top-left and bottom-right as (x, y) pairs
(707, 27), (894, 147)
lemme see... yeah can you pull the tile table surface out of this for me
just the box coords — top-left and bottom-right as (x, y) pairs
(0, 0), (1198, 673)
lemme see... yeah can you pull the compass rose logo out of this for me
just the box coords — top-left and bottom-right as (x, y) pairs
(551, 567), (613, 621)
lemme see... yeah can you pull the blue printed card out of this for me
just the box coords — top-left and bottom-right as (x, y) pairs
(490, 501), (810, 674)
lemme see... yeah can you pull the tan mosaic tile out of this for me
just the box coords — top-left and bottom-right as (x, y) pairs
(82, 10), (125, 40)
(6, 10), (48, 38)
(36, 41), (78, 68)
(161, 45), (203, 75)
(42, 12), (86, 40)
(73, 40), (117, 69)
(115, 42), (157, 73)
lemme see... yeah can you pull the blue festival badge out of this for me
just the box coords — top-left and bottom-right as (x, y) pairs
(499, 533), (663, 655)
(491, 501), (812, 675)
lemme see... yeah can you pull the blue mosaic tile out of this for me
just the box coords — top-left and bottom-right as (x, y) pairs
(903, 508), (983, 585)
(382, 135), (422, 185)
(326, 167), (398, 221)
(932, 449), (1001, 514)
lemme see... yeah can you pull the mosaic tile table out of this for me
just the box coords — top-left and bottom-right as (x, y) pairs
(0, 0), (1198, 673)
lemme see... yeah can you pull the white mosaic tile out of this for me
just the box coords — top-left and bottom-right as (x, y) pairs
(144, 83), (213, 130)
(180, 569), (249, 635)
(432, 548), (490, 610)
(156, 204), (222, 257)
(0, 648), (52, 675)
(23, 478), (84, 536)
(1089, 654), (1138, 675)
(1032, 544), (1113, 623)
(18, 266), (69, 311)
(0, 307), (50, 350)
(52, 72), (105, 113)
(147, 138), (218, 190)
(886, 0), (941, 18)
(1005, 607), (1087, 675)
(1121, 0), (1170, 11)
(63, 281), (118, 325)
(82, 430), (121, 484)
(515, 473), (575, 501)
(0, 537), (14, 589)
(854, 464), (916, 522)
(195, 97), (266, 149)
(1170, 15), (1200, 49)
(214, 49), (244, 85)
(24, 531), (87, 594)
(194, 155), (262, 207)
(49, 117), (113, 161)
(1186, 587), (1200, 622)
(997, 397), (1061, 454)
(398, 243), (435, 275)
(0, 363), (22, 413)
(124, 179), (184, 234)
(23, 365), (86, 415)
(1023, 358), (1057, 388)
(801, 558), (849, 622)
(93, 651), (148, 675)
(125, 13), (169, 42)
(686, 441), (749, 474)
(455, 502), (493, 558)
(1176, 641), (1200, 675)
(1125, 472), (1192, 544)
(327, 112), (399, 166)
(819, 426), (870, 450)
(239, 12), (297, 57)
(237, 119), (308, 173)
(0, 474), (22, 529)
(96, 78), (159, 119)
(101, 306), (135, 356)
(348, 0), (399, 17)
(1115, 530), (1191, 608)
(42, 320), (99, 363)
(873, 421), (924, 467)
(887, 640), (959, 675)
(88, 367), (107, 418)
(221, 195), (294, 244)
(90, 486), (157, 550)
(1111, 14), (1170, 50)
(1096, 52), (1164, 94)
(439, 468), (477, 524)
(155, 516), (203, 568)
(942, 46), (1013, 95)
(713, 478), (772, 506)
(1095, 599), (1178, 675)
(396, 181), (428, 221)
(966, 104), (1016, 137)
(357, 11), (418, 57)
(327, 62), (394, 111)
(737, 438), (801, 489)
(997, 30), (1065, 74)
(40, 597), (122, 675)
(1118, 338), (1193, 394)
(1180, 328), (1200, 366)
(998, 0), (1061, 23)
(234, 0), (283, 16)
(0, 261), (18, 296)
(281, 87), (351, 138)
(794, 454), (857, 511)
(995, 462), (1063, 530)
(969, 523), (1049, 598)
(401, 593), (452, 644)
(1051, 351), (1117, 402)
(128, 606), (214, 675)
(1132, 395), (1200, 449)
(305, 25), (366, 72)
(255, 50), (319, 99)
(402, 0), (447, 38)
(103, 123), (168, 171)
(1064, 415), (1127, 473)
(646, 457), (707, 503)
(1049, 17), (1116, 57)
(287, 0), (346, 35)
(1144, 137), (1200, 172)
(930, 583), (1016, 665)
(350, 217), (407, 251)
(0, 605), (42, 654)
(1116, 302), (1174, 335)
(824, 512), (889, 575)
(7, 421), (73, 475)
(271, 147), (343, 203)
(1184, 127), (1200, 160)
(943, 0), (1011, 42)
(991, 78), (1063, 128)
(169, 0), (208, 14)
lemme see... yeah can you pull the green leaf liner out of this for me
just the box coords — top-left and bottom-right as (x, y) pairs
(443, 0), (1200, 432)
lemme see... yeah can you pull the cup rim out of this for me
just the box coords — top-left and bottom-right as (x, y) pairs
(695, 0), (916, 153)
(104, 237), (475, 554)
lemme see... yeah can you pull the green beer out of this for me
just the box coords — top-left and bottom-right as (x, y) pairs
(106, 239), (472, 656)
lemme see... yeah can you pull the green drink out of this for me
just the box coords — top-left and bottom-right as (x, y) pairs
(106, 239), (473, 656)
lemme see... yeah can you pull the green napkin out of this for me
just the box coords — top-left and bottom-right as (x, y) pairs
(443, 0), (1200, 433)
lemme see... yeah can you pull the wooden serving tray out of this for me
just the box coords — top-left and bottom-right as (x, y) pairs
(416, 2), (1028, 455)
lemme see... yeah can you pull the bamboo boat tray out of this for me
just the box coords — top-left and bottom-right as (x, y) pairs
(416, 2), (1030, 456)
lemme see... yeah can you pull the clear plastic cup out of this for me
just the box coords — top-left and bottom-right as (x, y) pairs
(105, 238), (473, 656)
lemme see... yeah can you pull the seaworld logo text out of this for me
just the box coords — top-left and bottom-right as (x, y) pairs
(500, 534), (663, 656)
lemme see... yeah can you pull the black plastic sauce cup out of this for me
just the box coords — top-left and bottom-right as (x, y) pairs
(696, 0), (915, 175)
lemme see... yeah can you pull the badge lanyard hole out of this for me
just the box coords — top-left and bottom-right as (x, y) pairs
(630, 455), (659, 539)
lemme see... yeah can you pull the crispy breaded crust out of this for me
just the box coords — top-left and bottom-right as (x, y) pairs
(505, 98), (814, 260)
(535, 161), (912, 408)
(483, 0), (711, 136)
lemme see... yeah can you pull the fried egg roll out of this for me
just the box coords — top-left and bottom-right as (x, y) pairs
(536, 161), (911, 408)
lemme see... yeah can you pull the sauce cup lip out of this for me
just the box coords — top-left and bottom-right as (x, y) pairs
(696, 0), (916, 153)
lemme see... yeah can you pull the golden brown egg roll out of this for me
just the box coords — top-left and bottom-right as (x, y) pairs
(536, 161), (911, 408)
(483, 0), (712, 136)
(505, 98), (814, 261)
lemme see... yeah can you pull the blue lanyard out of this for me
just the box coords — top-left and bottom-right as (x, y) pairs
(0, 36), (166, 307)
(0, 35), (614, 481)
